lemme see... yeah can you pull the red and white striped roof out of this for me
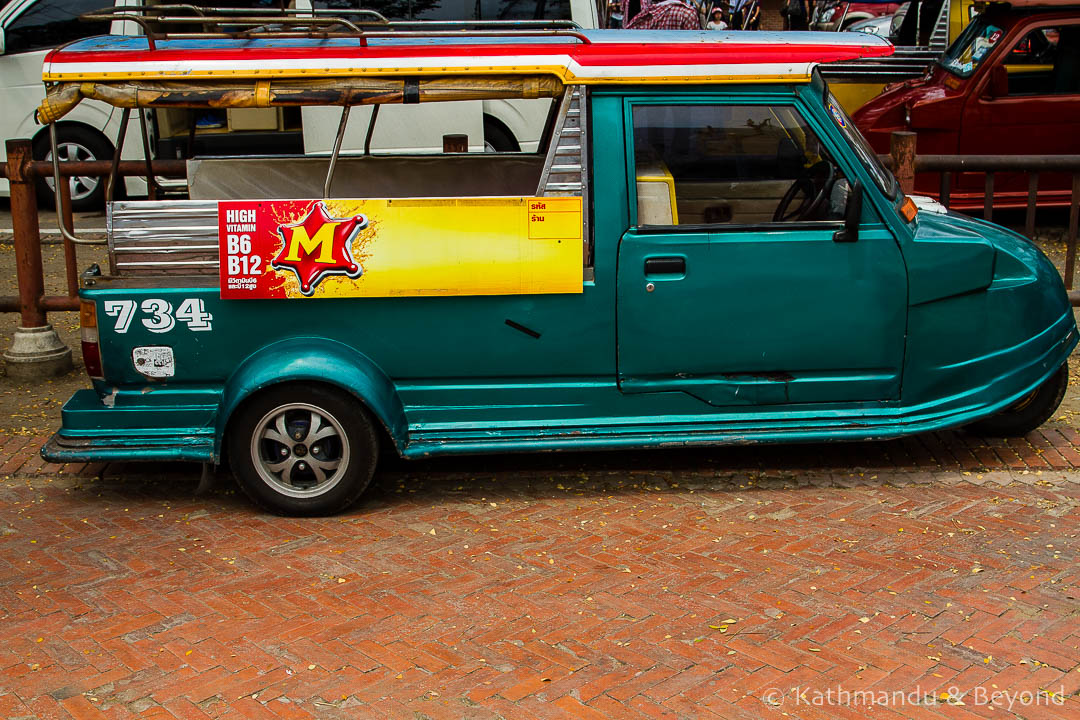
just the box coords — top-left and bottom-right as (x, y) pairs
(44, 31), (893, 85)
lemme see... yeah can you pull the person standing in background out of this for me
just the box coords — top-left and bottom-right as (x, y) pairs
(781, 0), (810, 30)
(622, 0), (702, 29)
(744, 0), (761, 29)
(706, 7), (728, 29)
(608, 1), (624, 27)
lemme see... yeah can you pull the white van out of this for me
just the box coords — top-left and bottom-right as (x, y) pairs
(0, 0), (600, 210)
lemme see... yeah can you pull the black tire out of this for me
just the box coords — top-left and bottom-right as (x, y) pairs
(227, 383), (379, 516)
(966, 363), (1069, 437)
(483, 116), (520, 153)
(32, 124), (115, 212)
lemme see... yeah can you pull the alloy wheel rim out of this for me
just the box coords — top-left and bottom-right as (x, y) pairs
(44, 141), (100, 201)
(250, 402), (350, 498)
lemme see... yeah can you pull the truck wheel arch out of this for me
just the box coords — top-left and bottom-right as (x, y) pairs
(217, 338), (408, 459)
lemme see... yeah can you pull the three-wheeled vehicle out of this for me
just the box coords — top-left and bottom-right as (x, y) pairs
(38, 16), (1076, 515)
(854, 0), (1080, 209)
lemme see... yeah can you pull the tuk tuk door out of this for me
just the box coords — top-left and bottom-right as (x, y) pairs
(615, 97), (907, 406)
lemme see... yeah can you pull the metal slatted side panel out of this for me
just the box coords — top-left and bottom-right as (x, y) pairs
(538, 86), (585, 197)
(108, 200), (220, 276)
(536, 86), (590, 270)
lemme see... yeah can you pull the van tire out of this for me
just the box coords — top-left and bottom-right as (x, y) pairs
(483, 116), (520, 153)
(966, 363), (1069, 437)
(32, 125), (115, 212)
(227, 384), (379, 516)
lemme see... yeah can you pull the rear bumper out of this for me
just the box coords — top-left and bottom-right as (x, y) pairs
(42, 432), (215, 463)
(41, 389), (218, 463)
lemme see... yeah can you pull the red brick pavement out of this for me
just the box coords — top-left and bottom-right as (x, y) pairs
(1, 429), (1078, 718)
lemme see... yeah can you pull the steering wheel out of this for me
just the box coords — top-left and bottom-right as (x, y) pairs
(773, 161), (836, 222)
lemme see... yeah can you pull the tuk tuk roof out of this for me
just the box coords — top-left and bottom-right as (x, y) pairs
(43, 31), (893, 85)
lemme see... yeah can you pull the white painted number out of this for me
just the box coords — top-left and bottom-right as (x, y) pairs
(226, 253), (262, 276)
(176, 298), (214, 331)
(101, 298), (215, 335)
(103, 300), (137, 334)
(226, 234), (252, 254)
(141, 299), (176, 333)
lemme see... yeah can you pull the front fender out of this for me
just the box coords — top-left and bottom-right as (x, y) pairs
(218, 337), (408, 454)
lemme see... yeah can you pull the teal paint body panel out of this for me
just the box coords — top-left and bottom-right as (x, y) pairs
(616, 225), (907, 405)
(43, 80), (1079, 466)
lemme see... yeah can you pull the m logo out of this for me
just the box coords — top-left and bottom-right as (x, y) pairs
(271, 201), (367, 296)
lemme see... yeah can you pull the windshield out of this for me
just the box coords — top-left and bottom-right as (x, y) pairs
(824, 92), (897, 200)
(941, 14), (1005, 77)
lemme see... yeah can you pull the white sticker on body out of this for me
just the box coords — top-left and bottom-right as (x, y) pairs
(132, 346), (176, 378)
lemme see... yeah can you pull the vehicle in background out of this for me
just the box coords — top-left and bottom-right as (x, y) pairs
(844, 2), (908, 37)
(0, 0), (600, 210)
(821, 0), (974, 113)
(854, 0), (1080, 209)
(0, 0), (138, 210)
(812, 0), (901, 31)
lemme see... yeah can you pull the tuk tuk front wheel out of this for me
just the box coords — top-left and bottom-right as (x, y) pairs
(966, 363), (1069, 437)
(227, 384), (379, 516)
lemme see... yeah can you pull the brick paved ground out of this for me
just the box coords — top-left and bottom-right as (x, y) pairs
(1, 429), (1078, 719)
(2, 217), (1080, 718)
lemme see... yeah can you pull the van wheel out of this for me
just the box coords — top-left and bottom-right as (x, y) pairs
(966, 363), (1068, 437)
(228, 384), (379, 516)
(483, 116), (520, 153)
(32, 125), (115, 212)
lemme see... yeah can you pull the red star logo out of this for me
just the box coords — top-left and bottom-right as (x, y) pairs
(271, 201), (367, 296)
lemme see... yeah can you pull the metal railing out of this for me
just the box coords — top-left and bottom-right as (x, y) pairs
(4, 130), (1080, 338)
(81, 5), (590, 49)
(887, 131), (1080, 302)
(0, 138), (185, 323)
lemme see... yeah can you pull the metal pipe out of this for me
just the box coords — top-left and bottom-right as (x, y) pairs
(324, 104), (351, 198)
(1067, 174), (1080, 292)
(138, 108), (159, 200)
(27, 159), (187, 178)
(107, 108), (132, 205)
(6, 139), (47, 328)
(39, 296), (80, 312)
(51, 124), (107, 246)
(363, 104), (379, 156)
(0, 295), (80, 313)
(940, 171), (951, 209)
(1025, 174), (1039, 239)
(57, 178), (79, 298)
(916, 155), (1080, 172)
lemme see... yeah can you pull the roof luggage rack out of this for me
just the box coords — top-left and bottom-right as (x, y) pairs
(81, 5), (589, 50)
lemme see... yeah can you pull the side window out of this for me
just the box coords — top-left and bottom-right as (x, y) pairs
(1004, 25), (1080, 96)
(631, 104), (849, 227)
(4, 0), (110, 55)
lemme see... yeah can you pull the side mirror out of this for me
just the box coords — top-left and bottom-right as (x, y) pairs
(986, 64), (1009, 99)
(833, 180), (863, 243)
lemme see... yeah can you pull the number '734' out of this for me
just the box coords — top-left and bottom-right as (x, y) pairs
(103, 299), (214, 334)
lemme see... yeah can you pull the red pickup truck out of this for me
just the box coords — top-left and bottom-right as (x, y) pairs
(853, 0), (1080, 209)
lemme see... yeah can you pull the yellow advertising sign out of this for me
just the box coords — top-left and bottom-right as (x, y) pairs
(219, 196), (584, 299)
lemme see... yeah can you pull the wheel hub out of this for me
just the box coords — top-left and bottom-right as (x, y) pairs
(250, 403), (350, 499)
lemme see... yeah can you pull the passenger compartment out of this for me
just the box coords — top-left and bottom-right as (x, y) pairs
(187, 154), (549, 201)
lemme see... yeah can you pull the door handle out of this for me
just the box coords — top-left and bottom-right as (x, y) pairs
(644, 256), (685, 276)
